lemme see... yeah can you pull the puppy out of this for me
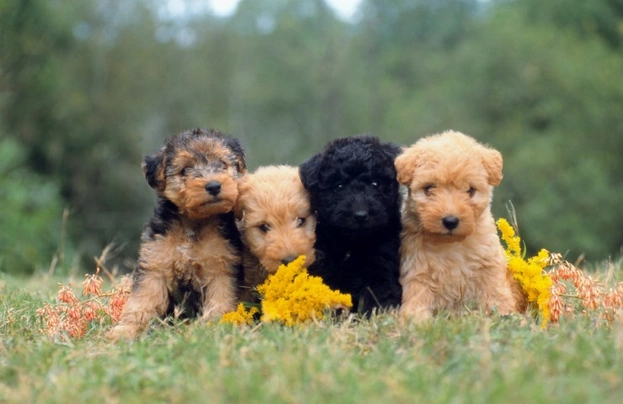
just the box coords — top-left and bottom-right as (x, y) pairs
(299, 136), (403, 314)
(395, 130), (526, 321)
(235, 165), (317, 302)
(109, 128), (246, 339)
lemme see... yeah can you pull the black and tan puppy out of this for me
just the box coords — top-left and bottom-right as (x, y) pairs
(110, 128), (246, 340)
(299, 136), (403, 314)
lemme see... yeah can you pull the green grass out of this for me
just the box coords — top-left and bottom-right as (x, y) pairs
(1, 272), (623, 404)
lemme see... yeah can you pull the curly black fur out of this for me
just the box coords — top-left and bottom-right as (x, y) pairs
(299, 136), (403, 314)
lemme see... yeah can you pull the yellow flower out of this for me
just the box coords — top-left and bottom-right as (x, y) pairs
(257, 255), (352, 326)
(497, 218), (552, 327)
(497, 217), (522, 258)
(220, 303), (259, 326)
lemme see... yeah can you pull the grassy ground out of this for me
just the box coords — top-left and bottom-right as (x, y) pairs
(1, 271), (623, 404)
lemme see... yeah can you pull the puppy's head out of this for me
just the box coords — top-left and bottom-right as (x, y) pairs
(236, 165), (316, 273)
(143, 128), (246, 220)
(395, 130), (502, 242)
(300, 136), (401, 234)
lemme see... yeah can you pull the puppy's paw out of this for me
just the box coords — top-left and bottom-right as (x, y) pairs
(108, 324), (139, 341)
(399, 304), (433, 324)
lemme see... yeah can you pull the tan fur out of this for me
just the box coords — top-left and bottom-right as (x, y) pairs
(109, 130), (244, 339)
(164, 172), (238, 219)
(235, 166), (316, 302)
(395, 130), (526, 321)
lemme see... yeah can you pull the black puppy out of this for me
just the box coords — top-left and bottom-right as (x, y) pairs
(299, 136), (403, 314)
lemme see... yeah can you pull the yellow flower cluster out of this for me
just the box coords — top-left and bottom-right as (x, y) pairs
(221, 256), (352, 326)
(257, 255), (352, 325)
(220, 303), (259, 326)
(497, 218), (553, 327)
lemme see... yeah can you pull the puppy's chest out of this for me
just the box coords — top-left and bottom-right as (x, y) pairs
(425, 248), (482, 298)
(167, 222), (239, 284)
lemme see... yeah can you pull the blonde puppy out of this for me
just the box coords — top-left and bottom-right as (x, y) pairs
(395, 130), (526, 321)
(235, 165), (316, 302)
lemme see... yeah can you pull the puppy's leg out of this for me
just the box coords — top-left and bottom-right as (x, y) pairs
(239, 252), (265, 304)
(200, 265), (237, 322)
(480, 269), (519, 315)
(109, 270), (169, 340)
(399, 278), (436, 322)
(482, 289), (518, 315)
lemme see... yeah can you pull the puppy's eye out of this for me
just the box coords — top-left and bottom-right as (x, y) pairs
(296, 217), (306, 227)
(181, 167), (192, 176)
(219, 160), (228, 169)
(258, 223), (270, 233)
(335, 184), (343, 191)
(371, 181), (378, 187)
(423, 184), (435, 195)
(468, 187), (476, 197)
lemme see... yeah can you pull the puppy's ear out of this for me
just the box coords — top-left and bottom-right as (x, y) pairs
(381, 142), (403, 161)
(394, 146), (418, 185)
(481, 147), (503, 186)
(299, 153), (322, 191)
(225, 137), (247, 174)
(142, 148), (166, 192)
(234, 176), (250, 220)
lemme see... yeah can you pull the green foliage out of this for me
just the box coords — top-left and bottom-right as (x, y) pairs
(1, 0), (622, 271)
(1, 274), (623, 402)
(0, 139), (66, 275)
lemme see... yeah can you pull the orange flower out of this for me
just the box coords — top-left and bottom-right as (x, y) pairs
(57, 285), (79, 304)
(38, 273), (132, 339)
(82, 272), (103, 297)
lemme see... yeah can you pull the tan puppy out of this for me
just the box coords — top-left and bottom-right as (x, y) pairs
(235, 165), (316, 302)
(395, 130), (526, 321)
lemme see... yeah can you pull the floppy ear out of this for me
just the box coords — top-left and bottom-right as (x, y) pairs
(381, 141), (402, 161)
(142, 148), (166, 192)
(234, 176), (250, 220)
(394, 146), (418, 185)
(299, 153), (323, 191)
(224, 136), (247, 174)
(481, 147), (503, 186)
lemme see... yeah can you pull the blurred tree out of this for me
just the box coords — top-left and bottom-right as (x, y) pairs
(0, 0), (157, 269)
(226, 0), (360, 165)
(355, 0), (481, 136)
(1, 0), (622, 274)
(519, 0), (623, 49)
(0, 137), (67, 274)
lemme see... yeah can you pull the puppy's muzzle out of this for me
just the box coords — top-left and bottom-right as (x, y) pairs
(281, 255), (297, 265)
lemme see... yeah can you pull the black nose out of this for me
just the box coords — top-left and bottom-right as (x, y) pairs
(281, 256), (297, 265)
(442, 216), (460, 230)
(353, 210), (368, 221)
(205, 181), (221, 196)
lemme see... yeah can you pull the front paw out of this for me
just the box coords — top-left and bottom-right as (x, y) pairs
(399, 303), (433, 323)
(108, 323), (139, 340)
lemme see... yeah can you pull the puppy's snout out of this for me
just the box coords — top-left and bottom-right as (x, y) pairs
(205, 181), (221, 196)
(353, 210), (368, 222)
(442, 216), (460, 230)
(281, 256), (297, 265)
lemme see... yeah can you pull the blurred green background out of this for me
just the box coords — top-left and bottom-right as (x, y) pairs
(1, 0), (622, 276)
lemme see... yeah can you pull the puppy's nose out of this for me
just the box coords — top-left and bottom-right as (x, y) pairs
(353, 210), (368, 221)
(205, 181), (221, 196)
(442, 216), (460, 230)
(281, 256), (297, 265)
